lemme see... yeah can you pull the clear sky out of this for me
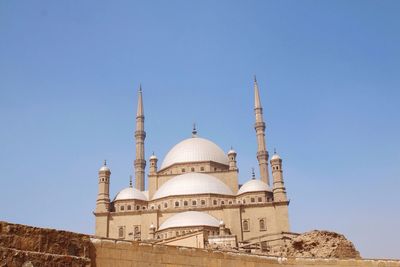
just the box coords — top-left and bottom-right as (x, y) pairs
(1, 0), (399, 259)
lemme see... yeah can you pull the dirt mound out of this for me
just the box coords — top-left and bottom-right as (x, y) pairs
(285, 230), (361, 259)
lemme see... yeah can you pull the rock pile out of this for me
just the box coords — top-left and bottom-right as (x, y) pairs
(283, 230), (361, 259)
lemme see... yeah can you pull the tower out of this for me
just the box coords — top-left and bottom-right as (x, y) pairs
(135, 85), (146, 191)
(270, 152), (287, 201)
(253, 77), (270, 185)
(228, 148), (237, 171)
(149, 153), (158, 175)
(96, 160), (111, 213)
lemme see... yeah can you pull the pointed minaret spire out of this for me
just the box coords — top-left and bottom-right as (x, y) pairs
(134, 84), (146, 191)
(253, 77), (270, 185)
(251, 168), (255, 179)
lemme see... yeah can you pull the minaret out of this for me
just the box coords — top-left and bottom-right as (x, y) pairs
(228, 147), (237, 171)
(149, 153), (158, 175)
(96, 160), (111, 213)
(253, 76), (270, 185)
(270, 151), (287, 201)
(134, 85), (146, 191)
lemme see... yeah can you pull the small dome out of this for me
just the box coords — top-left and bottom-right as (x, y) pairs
(150, 154), (157, 160)
(99, 165), (110, 172)
(159, 211), (220, 231)
(99, 160), (110, 172)
(114, 187), (148, 201)
(237, 179), (270, 195)
(227, 149), (236, 155)
(271, 153), (281, 160)
(152, 173), (233, 200)
(160, 137), (229, 170)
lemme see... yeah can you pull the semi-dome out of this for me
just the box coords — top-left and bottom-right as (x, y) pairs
(160, 137), (229, 170)
(114, 187), (148, 201)
(152, 173), (233, 200)
(237, 179), (270, 195)
(158, 211), (220, 231)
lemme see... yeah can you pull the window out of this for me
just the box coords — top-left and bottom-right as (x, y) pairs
(259, 219), (266, 231)
(228, 201), (232, 204)
(201, 200), (206, 205)
(118, 226), (125, 238)
(243, 220), (250, 232)
(134, 226), (141, 240)
(258, 197), (262, 202)
(200, 167), (204, 171)
(175, 201), (180, 207)
(175, 231), (179, 236)
(120, 206), (125, 211)
(142, 206), (146, 210)
(127, 205), (131, 210)
(136, 205), (140, 210)
(192, 200), (197, 206)
(214, 167), (217, 171)
(191, 167), (195, 172)
(243, 199), (246, 204)
(151, 206), (155, 210)
(164, 203), (168, 208)
(213, 200), (217, 205)
(184, 201), (188, 206)
(251, 198), (255, 203)
(221, 201), (225, 205)
(181, 168), (186, 172)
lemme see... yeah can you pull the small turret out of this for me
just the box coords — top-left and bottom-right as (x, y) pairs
(96, 160), (111, 213)
(149, 153), (158, 175)
(219, 220), (226, 236)
(270, 150), (287, 202)
(227, 148), (237, 171)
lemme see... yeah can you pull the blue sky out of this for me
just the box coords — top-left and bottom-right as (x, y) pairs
(0, 0), (399, 259)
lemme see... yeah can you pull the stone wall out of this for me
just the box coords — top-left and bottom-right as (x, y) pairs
(1, 221), (399, 267)
(91, 237), (400, 267)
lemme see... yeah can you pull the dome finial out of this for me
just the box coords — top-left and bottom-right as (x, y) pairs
(192, 123), (197, 137)
(251, 168), (255, 179)
(103, 159), (107, 166)
(129, 175), (133, 187)
(139, 83), (142, 92)
(274, 147), (277, 154)
(254, 74), (257, 83)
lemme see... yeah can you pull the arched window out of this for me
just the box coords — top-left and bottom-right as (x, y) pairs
(192, 200), (197, 206)
(136, 205), (140, 210)
(191, 167), (195, 172)
(221, 200), (225, 205)
(118, 226), (125, 238)
(164, 203), (168, 208)
(201, 200), (206, 205)
(258, 197), (262, 202)
(243, 220), (249, 231)
(120, 206), (125, 211)
(259, 219), (266, 231)
(175, 201), (180, 207)
(251, 198), (255, 203)
(213, 200), (217, 205)
(127, 205), (131, 210)
(184, 201), (188, 206)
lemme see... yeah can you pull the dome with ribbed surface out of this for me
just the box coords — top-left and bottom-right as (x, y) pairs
(114, 187), (148, 201)
(152, 173), (233, 200)
(158, 211), (220, 230)
(237, 179), (270, 195)
(160, 137), (229, 170)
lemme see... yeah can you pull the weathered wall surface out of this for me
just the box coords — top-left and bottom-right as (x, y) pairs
(91, 238), (400, 267)
(1, 221), (400, 267)
(0, 221), (91, 267)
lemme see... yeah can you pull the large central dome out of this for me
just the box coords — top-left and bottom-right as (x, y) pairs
(160, 137), (229, 170)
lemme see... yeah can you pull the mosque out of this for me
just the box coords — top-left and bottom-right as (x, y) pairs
(94, 78), (290, 249)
